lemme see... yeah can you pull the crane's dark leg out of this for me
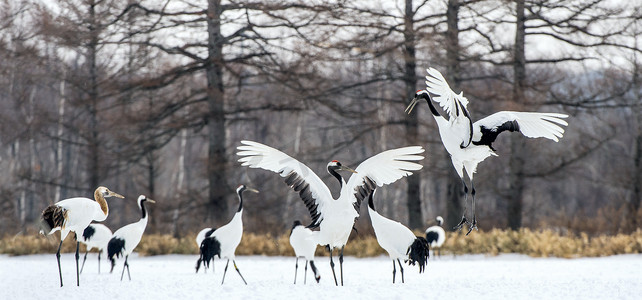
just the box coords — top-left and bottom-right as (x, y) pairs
(221, 259), (230, 285)
(310, 260), (320, 283)
(397, 259), (405, 283)
(293, 257), (298, 284)
(466, 181), (478, 236)
(339, 246), (345, 286)
(392, 260), (396, 283)
(454, 179), (469, 230)
(328, 246), (338, 286)
(120, 255), (131, 281)
(75, 241), (80, 286)
(98, 250), (101, 274)
(304, 260), (308, 284)
(56, 240), (63, 287)
(80, 250), (88, 274)
(233, 260), (247, 285)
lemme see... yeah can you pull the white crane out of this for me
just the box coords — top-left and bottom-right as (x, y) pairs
(195, 227), (216, 273)
(39, 186), (124, 287)
(367, 190), (430, 283)
(107, 195), (155, 281)
(198, 184), (258, 285)
(79, 223), (112, 274)
(289, 220), (320, 284)
(406, 67), (568, 234)
(425, 216), (446, 258)
(237, 140), (424, 286)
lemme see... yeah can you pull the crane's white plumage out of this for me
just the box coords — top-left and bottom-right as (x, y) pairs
(39, 186), (124, 287)
(237, 140), (424, 286)
(425, 216), (446, 257)
(107, 195), (155, 281)
(407, 67), (569, 234)
(367, 190), (429, 283)
(289, 220), (320, 284)
(79, 223), (112, 274)
(196, 228), (214, 247)
(198, 185), (258, 285)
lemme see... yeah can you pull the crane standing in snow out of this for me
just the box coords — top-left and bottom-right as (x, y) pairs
(107, 195), (155, 281)
(198, 184), (258, 285)
(79, 223), (112, 274)
(406, 67), (568, 234)
(289, 220), (321, 284)
(39, 186), (124, 287)
(237, 140), (424, 286)
(425, 216), (446, 258)
(367, 190), (430, 283)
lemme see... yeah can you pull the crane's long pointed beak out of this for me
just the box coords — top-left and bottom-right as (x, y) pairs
(111, 192), (125, 199)
(405, 97), (419, 114)
(247, 188), (259, 193)
(340, 166), (358, 174)
(147, 198), (156, 203)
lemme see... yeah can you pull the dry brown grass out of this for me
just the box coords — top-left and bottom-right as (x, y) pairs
(3, 229), (641, 258)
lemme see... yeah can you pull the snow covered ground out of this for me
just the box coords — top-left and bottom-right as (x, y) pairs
(1, 253), (640, 299)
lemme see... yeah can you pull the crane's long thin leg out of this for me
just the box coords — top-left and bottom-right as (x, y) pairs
(310, 260), (320, 283)
(467, 181), (478, 236)
(304, 260), (308, 285)
(56, 240), (63, 287)
(397, 259), (405, 283)
(454, 179), (469, 231)
(293, 257), (298, 284)
(98, 250), (101, 274)
(120, 255), (130, 281)
(233, 260), (247, 285)
(80, 250), (88, 274)
(126, 256), (131, 281)
(75, 241), (80, 286)
(339, 246), (345, 286)
(392, 260), (396, 284)
(328, 246), (338, 286)
(221, 259), (229, 285)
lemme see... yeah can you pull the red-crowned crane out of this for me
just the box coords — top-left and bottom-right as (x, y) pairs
(367, 190), (430, 283)
(406, 67), (568, 234)
(289, 220), (320, 284)
(237, 140), (424, 286)
(425, 216), (446, 257)
(198, 184), (258, 285)
(79, 223), (112, 274)
(39, 186), (124, 287)
(107, 195), (155, 281)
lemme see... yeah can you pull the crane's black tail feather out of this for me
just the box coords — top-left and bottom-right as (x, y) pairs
(107, 237), (125, 273)
(199, 236), (221, 270)
(407, 236), (430, 273)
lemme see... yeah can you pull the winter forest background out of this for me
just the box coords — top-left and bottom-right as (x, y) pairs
(0, 0), (640, 238)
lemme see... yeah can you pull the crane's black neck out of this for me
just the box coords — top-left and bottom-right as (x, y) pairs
(367, 192), (376, 211)
(140, 200), (148, 219)
(328, 166), (344, 188)
(236, 188), (245, 212)
(418, 93), (441, 117)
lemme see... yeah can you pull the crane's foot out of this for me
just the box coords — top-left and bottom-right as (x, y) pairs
(453, 216), (469, 231)
(466, 219), (478, 236)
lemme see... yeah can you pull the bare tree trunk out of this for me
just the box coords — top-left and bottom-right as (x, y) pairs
(87, 1), (100, 191)
(444, 0), (464, 230)
(628, 60), (642, 233)
(507, 0), (527, 230)
(55, 75), (66, 204)
(206, 0), (228, 222)
(403, 0), (423, 229)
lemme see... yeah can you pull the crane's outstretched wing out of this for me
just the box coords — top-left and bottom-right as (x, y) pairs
(472, 111), (569, 149)
(345, 146), (424, 212)
(236, 140), (333, 228)
(424, 68), (473, 147)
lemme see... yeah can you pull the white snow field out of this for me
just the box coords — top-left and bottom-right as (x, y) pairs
(1, 253), (641, 300)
